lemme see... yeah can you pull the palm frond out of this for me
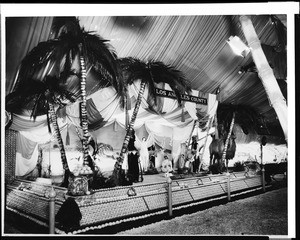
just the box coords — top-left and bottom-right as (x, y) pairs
(217, 103), (260, 134)
(119, 57), (191, 107)
(51, 17), (80, 39)
(96, 142), (114, 155)
(52, 17), (123, 97)
(14, 40), (57, 89)
(6, 79), (47, 116)
(6, 76), (76, 119)
(119, 57), (149, 84)
(15, 37), (80, 91)
(31, 93), (47, 119)
(83, 33), (123, 96)
(149, 60), (191, 106)
(14, 17), (123, 102)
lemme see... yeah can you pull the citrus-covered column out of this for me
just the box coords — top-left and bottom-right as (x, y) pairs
(239, 15), (288, 142)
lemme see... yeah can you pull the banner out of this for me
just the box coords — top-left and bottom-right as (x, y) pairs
(155, 88), (207, 105)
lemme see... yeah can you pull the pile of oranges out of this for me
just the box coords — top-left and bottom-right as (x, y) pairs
(72, 165), (93, 177)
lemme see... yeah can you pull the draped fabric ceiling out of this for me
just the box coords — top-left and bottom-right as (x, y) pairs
(6, 15), (287, 132)
(77, 15), (287, 135)
(5, 14), (288, 176)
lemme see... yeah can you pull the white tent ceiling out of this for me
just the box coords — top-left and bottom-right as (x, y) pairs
(5, 11), (289, 138)
(75, 15), (287, 136)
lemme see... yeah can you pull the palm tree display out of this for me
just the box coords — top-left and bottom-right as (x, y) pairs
(7, 17), (123, 188)
(40, 17), (123, 167)
(110, 57), (191, 186)
(216, 103), (260, 172)
(6, 76), (76, 186)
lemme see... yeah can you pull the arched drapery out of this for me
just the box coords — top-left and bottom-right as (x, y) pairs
(6, 17), (54, 95)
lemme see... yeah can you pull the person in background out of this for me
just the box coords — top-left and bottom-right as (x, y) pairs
(163, 149), (173, 168)
(178, 153), (186, 174)
(127, 132), (139, 183)
(161, 154), (174, 177)
(139, 137), (149, 172)
(184, 149), (194, 173)
(155, 146), (164, 172)
(148, 145), (157, 173)
(177, 142), (187, 174)
(191, 136), (199, 173)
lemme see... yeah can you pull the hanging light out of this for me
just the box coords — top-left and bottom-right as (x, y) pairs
(238, 61), (257, 74)
(238, 61), (273, 75)
(227, 36), (250, 58)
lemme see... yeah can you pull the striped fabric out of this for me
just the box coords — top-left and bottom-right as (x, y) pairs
(66, 82), (217, 131)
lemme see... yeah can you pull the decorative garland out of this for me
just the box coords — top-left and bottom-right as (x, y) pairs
(79, 44), (90, 166)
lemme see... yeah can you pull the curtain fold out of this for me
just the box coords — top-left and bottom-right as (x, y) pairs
(15, 132), (39, 176)
(9, 113), (67, 144)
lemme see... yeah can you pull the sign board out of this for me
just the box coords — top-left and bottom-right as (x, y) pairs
(155, 88), (207, 105)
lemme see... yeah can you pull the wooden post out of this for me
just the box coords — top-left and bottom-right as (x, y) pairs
(46, 187), (57, 234)
(261, 144), (266, 192)
(167, 176), (173, 217)
(226, 172), (231, 201)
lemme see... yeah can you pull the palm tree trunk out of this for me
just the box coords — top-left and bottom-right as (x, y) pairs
(239, 15), (288, 142)
(121, 80), (146, 162)
(125, 89), (130, 128)
(221, 111), (235, 172)
(187, 120), (197, 148)
(48, 102), (70, 187)
(111, 80), (147, 186)
(214, 112), (219, 139)
(181, 103), (186, 122)
(79, 44), (90, 166)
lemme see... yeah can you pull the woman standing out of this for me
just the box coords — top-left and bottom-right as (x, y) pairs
(191, 136), (199, 173)
(139, 137), (149, 172)
(148, 145), (156, 171)
(127, 133), (139, 182)
(155, 147), (164, 172)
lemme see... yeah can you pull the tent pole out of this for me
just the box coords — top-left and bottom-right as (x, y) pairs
(239, 15), (288, 142)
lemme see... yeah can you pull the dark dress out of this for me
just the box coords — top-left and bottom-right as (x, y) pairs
(127, 134), (140, 182)
(148, 145), (156, 170)
(192, 140), (200, 172)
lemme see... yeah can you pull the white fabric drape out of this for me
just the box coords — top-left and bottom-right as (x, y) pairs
(9, 80), (217, 175)
(10, 113), (68, 176)
(62, 83), (217, 164)
(15, 132), (39, 176)
(10, 113), (68, 144)
(15, 147), (39, 176)
(66, 82), (218, 132)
